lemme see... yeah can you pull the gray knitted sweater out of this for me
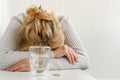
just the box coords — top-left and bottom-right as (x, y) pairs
(0, 13), (89, 70)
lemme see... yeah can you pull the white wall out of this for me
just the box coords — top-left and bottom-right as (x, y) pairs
(0, 0), (3, 36)
(7, 0), (66, 18)
(1, 0), (120, 79)
(0, 0), (9, 36)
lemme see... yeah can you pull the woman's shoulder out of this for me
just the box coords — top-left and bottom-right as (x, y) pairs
(12, 13), (69, 24)
(12, 13), (25, 24)
(55, 14), (69, 23)
(11, 13), (70, 26)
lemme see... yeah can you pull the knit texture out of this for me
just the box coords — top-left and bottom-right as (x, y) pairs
(0, 13), (89, 70)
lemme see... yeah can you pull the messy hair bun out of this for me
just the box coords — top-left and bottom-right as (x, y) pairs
(26, 6), (54, 20)
(19, 6), (65, 51)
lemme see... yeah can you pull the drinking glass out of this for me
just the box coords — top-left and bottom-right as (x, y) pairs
(29, 46), (52, 77)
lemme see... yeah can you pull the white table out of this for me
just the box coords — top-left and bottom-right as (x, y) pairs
(0, 69), (96, 80)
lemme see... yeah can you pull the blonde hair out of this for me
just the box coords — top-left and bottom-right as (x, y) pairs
(19, 6), (64, 51)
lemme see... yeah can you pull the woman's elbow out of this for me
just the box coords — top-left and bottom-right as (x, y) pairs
(79, 55), (90, 70)
(80, 60), (90, 70)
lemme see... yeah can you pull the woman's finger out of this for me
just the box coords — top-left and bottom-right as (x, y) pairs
(15, 67), (30, 72)
(7, 63), (26, 71)
(7, 64), (20, 71)
(63, 45), (74, 64)
(69, 48), (78, 62)
(66, 52), (72, 64)
(68, 50), (75, 64)
(7, 59), (29, 71)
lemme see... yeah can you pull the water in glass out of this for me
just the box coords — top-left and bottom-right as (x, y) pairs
(29, 46), (51, 77)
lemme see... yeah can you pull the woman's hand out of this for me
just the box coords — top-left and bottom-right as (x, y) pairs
(7, 59), (30, 72)
(7, 45), (78, 72)
(53, 45), (78, 64)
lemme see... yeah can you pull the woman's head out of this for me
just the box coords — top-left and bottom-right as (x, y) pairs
(20, 6), (64, 50)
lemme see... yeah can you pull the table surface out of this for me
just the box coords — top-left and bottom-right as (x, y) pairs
(0, 69), (96, 80)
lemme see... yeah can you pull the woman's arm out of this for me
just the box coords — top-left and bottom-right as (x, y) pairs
(49, 16), (89, 70)
(0, 13), (30, 70)
(1, 13), (89, 71)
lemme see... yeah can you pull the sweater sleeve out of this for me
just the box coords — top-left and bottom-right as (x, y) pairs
(0, 13), (30, 70)
(0, 13), (89, 70)
(49, 16), (89, 70)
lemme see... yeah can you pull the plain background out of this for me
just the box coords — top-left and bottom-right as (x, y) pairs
(0, 0), (120, 79)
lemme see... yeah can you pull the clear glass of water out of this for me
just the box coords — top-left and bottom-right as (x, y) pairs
(29, 46), (52, 77)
